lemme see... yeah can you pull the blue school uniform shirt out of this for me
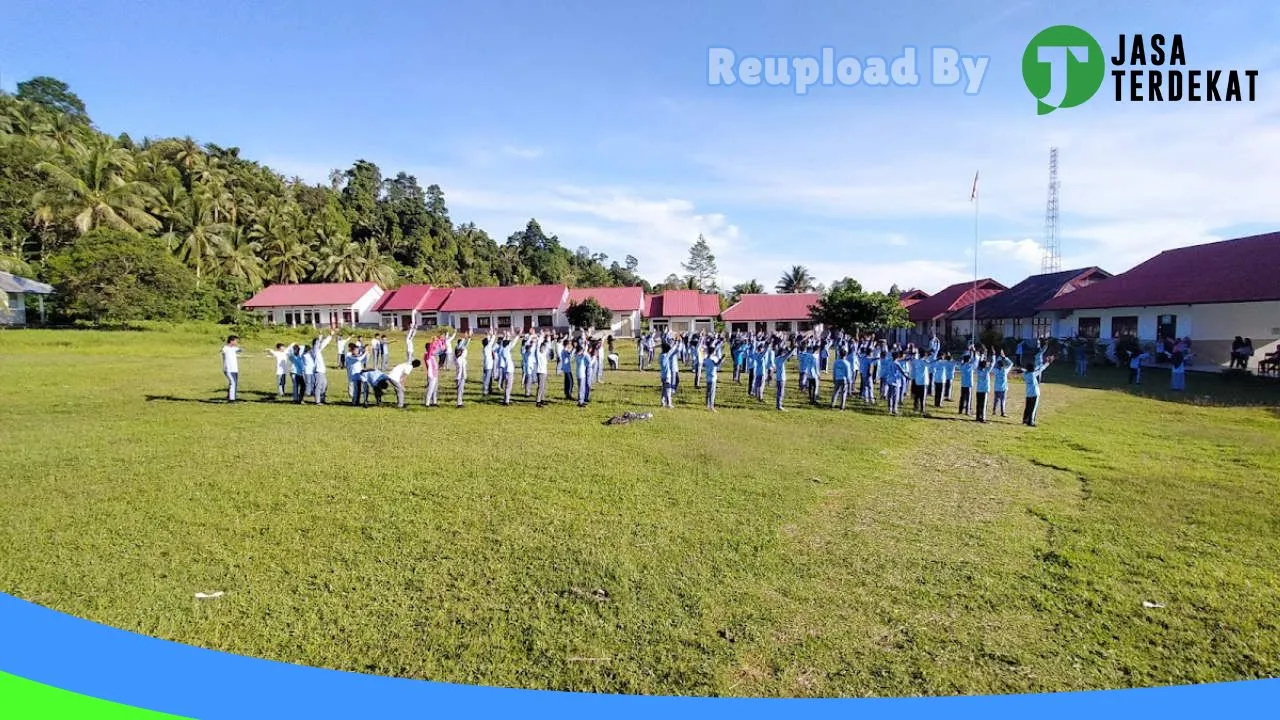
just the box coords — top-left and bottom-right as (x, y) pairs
(363, 370), (388, 385)
(910, 358), (929, 385)
(703, 355), (722, 382)
(878, 355), (895, 379)
(859, 354), (873, 377)
(773, 350), (792, 381)
(993, 363), (1013, 392)
(290, 353), (305, 375)
(975, 367), (992, 393)
(1024, 364), (1047, 397)
(958, 361), (975, 388)
(574, 352), (591, 380)
(833, 358), (851, 381)
(887, 360), (907, 387)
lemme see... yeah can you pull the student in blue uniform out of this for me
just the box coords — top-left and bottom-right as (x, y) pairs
(910, 351), (930, 415)
(575, 341), (594, 407)
(659, 341), (676, 408)
(973, 358), (992, 422)
(773, 341), (796, 411)
(956, 354), (975, 415)
(930, 353), (946, 408)
(1021, 354), (1055, 427)
(831, 349), (852, 410)
(703, 339), (724, 411)
(992, 353), (1013, 418)
(884, 351), (907, 416)
(498, 336), (516, 406)
(1170, 350), (1187, 391)
(858, 347), (875, 403)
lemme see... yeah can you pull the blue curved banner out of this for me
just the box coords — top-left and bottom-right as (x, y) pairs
(0, 592), (1274, 718)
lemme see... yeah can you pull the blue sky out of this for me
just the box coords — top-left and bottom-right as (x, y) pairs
(4, 0), (1279, 292)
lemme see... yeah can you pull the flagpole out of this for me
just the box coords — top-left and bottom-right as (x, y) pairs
(972, 171), (979, 345)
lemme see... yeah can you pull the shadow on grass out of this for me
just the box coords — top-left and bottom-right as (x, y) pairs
(145, 390), (279, 405)
(1047, 365), (1280, 408)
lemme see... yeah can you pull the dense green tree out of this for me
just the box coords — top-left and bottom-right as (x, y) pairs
(45, 229), (196, 323)
(566, 297), (612, 330)
(16, 76), (90, 124)
(809, 285), (910, 333)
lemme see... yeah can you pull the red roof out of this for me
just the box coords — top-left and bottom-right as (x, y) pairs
(899, 289), (930, 307)
(373, 285), (452, 313)
(645, 290), (721, 318)
(721, 293), (821, 322)
(439, 285), (568, 312)
(243, 282), (380, 308)
(907, 279), (1006, 323)
(1040, 232), (1280, 310)
(567, 286), (644, 312)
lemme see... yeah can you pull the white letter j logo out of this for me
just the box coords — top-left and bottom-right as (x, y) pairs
(1037, 45), (1089, 108)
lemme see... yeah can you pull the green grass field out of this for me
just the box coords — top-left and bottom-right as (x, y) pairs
(1, 325), (1278, 698)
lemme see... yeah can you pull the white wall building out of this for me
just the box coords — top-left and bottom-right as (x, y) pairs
(243, 282), (385, 327)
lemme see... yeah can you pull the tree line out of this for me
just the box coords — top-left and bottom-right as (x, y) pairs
(0, 76), (907, 331)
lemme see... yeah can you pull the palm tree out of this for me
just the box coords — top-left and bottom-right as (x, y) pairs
(776, 265), (816, 293)
(313, 227), (363, 282)
(164, 190), (231, 284)
(33, 136), (161, 235)
(251, 198), (312, 284)
(358, 240), (397, 286)
(214, 226), (265, 288)
(727, 279), (765, 304)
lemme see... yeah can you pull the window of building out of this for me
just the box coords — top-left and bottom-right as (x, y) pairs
(1010, 318), (1024, 339)
(497, 316), (512, 329)
(1032, 316), (1052, 339)
(731, 322), (748, 333)
(1156, 314), (1177, 341)
(537, 315), (553, 327)
(1111, 316), (1138, 338)
(1077, 317), (1101, 338)
(754, 322), (767, 334)
(381, 313), (396, 327)
(422, 314), (438, 328)
(342, 310), (353, 325)
(775, 321), (792, 332)
(797, 321), (813, 332)
(476, 317), (491, 329)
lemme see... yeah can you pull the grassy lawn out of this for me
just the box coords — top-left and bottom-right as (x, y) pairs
(1, 325), (1278, 697)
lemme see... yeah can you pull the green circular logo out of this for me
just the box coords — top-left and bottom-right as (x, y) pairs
(1022, 25), (1105, 114)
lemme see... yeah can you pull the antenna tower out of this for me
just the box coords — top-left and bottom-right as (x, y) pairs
(1042, 147), (1061, 273)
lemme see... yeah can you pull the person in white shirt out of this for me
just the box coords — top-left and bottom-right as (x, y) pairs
(386, 359), (420, 408)
(480, 336), (495, 396)
(533, 334), (551, 407)
(221, 335), (243, 402)
(404, 326), (417, 364)
(266, 343), (289, 397)
(310, 331), (334, 404)
(453, 333), (470, 407)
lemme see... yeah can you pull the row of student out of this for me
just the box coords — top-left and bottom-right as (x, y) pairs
(224, 328), (623, 409)
(651, 329), (1055, 426)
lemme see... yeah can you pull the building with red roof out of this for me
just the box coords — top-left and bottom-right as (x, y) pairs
(907, 279), (1006, 342)
(899, 289), (930, 307)
(438, 284), (569, 333)
(243, 282), (385, 327)
(642, 290), (721, 333)
(373, 285), (453, 330)
(567, 286), (645, 336)
(947, 267), (1111, 342)
(1036, 232), (1280, 366)
(721, 293), (822, 334)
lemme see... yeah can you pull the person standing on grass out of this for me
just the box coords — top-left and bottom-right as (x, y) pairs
(956, 353), (975, 415)
(422, 335), (441, 407)
(909, 350), (930, 416)
(831, 348), (852, 410)
(405, 326), (418, 364)
(288, 344), (307, 404)
(1128, 348), (1150, 385)
(559, 339), (574, 400)
(575, 341), (594, 407)
(929, 352), (946, 409)
(498, 336), (516, 406)
(300, 340), (317, 401)
(772, 340), (796, 411)
(883, 351), (907, 416)
(345, 342), (366, 406)
(1171, 350), (1187, 391)
(267, 343), (289, 397)
(453, 333), (469, 407)
(1074, 341), (1089, 376)
(310, 332), (333, 405)
(659, 341), (677, 408)
(533, 334), (552, 407)
(858, 345), (876, 404)
(222, 335), (242, 402)
(702, 338), (725, 411)
(974, 358), (992, 423)
(1021, 354), (1055, 427)
(992, 353), (1013, 418)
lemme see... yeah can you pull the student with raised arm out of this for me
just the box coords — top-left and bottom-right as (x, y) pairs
(858, 345), (876, 404)
(992, 352), (1014, 418)
(422, 333), (442, 407)
(311, 330), (334, 405)
(222, 335), (243, 402)
(575, 340), (594, 407)
(289, 344), (307, 404)
(1021, 354), (1055, 427)
(533, 334), (551, 407)
(479, 336), (495, 396)
(974, 357), (992, 423)
(703, 338), (724, 411)
(345, 341), (366, 406)
(267, 343), (289, 397)
(498, 336), (516, 406)
(772, 340), (796, 411)
(956, 353), (975, 415)
(659, 341), (677, 408)
(404, 326), (418, 364)
(909, 350), (930, 416)
(453, 331), (469, 407)
(301, 339), (317, 401)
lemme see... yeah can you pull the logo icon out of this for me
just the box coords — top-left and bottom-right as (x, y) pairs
(1022, 25), (1105, 114)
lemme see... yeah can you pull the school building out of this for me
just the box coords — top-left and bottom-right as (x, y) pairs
(905, 279), (1006, 345)
(373, 284), (452, 330)
(437, 284), (570, 333)
(720, 293), (822, 334)
(1038, 232), (1280, 367)
(242, 282), (384, 327)
(0, 270), (53, 326)
(948, 267), (1112, 342)
(567, 286), (645, 337)
(643, 290), (721, 334)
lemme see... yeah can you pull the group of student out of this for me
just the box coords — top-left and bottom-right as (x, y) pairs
(639, 329), (1055, 426)
(219, 327), (624, 410)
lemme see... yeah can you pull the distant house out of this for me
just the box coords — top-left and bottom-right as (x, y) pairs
(1038, 232), (1280, 366)
(567, 286), (645, 336)
(721, 293), (822, 334)
(438, 284), (569, 333)
(373, 285), (452, 330)
(242, 282), (384, 327)
(899, 288), (930, 307)
(0, 270), (53, 326)
(643, 290), (721, 333)
(949, 267), (1112, 342)
(907, 279), (1006, 342)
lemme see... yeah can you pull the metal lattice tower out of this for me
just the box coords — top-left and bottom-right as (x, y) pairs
(1041, 147), (1061, 273)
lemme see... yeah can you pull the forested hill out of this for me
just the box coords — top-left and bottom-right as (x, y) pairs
(0, 76), (649, 323)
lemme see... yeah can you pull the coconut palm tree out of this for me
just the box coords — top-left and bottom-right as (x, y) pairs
(33, 136), (160, 235)
(214, 226), (265, 288)
(776, 265), (816, 293)
(164, 190), (231, 284)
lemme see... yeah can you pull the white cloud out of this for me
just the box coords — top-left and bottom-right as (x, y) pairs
(502, 146), (544, 160)
(982, 238), (1045, 269)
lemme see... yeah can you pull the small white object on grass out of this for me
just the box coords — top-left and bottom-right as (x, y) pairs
(195, 591), (224, 600)
(1142, 601), (1164, 609)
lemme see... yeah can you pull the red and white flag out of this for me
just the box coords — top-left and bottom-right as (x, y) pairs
(970, 171), (979, 202)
